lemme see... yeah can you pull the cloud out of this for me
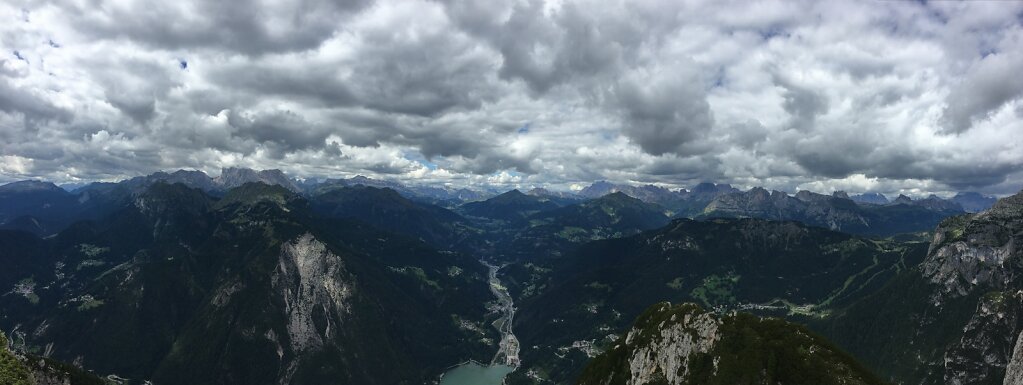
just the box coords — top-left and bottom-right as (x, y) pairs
(614, 63), (714, 156)
(940, 51), (1023, 134)
(773, 73), (828, 132)
(0, 0), (1020, 197)
(56, 0), (372, 55)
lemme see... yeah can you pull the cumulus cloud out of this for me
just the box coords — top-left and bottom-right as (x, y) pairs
(614, 64), (714, 155)
(940, 51), (1023, 134)
(0, 0), (1021, 196)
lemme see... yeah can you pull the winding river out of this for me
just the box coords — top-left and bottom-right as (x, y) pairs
(439, 262), (520, 385)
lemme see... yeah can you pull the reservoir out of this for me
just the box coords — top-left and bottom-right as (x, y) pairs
(439, 362), (515, 385)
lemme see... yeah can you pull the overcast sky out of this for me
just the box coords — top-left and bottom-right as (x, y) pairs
(1, 0), (1022, 196)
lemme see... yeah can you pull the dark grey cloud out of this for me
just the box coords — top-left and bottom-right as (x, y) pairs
(774, 74), (828, 132)
(0, 71), (71, 123)
(225, 110), (334, 158)
(614, 65), (714, 156)
(940, 51), (1023, 134)
(56, 0), (372, 55)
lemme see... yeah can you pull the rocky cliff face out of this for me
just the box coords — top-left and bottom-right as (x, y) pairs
(924, 193), (1023, 385)
(216, 167), (300, 192)
(818, 190), (1023, 385)
(274, 234), (353, 355)
(1005, 331), (1023, 385)
(576, 303), (885, 385)
(943, 291), (1023, 385)
(0, 182), (496, 385)
(619, 306), (720, 385)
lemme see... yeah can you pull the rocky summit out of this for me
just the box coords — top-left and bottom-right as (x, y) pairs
(576, 302), (886, 385)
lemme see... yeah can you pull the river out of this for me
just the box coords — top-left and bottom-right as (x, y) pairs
(439, 262), (519, 385)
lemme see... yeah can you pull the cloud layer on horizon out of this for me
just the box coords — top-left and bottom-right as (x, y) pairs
(1, 0), (1022, 196)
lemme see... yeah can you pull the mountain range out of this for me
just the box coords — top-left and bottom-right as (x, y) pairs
(0, 168), (1019, 385)
(0, 168), (997, 237)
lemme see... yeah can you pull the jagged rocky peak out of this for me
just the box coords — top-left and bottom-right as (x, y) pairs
(579, 181), (618, 197)
(577, 181), (681, 204)
(215, 167), (300, 192)
(577, 302), (886, 385)
(850, 192), (889, 205)
(796, 189), (842, 203)
(689, 182), (735, 195)
(915, 194), (965, 212)
(893, 194), (914, 204)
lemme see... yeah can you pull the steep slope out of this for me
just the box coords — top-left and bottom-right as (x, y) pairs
(1, 331), (104, 385)
(460, 189), (561, 224)
(505, 218), (926, 384)
(816, 190), (1023, 385)
(576, 303), (885, 385)
(1, 331), (31, 385)
(0, 182), (497, 385)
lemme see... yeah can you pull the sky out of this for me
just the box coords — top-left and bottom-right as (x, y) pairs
(1, 0), (1022, 196)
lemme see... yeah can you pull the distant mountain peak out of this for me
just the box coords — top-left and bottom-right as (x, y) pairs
(0, 180), (65, 193)
(600, 190), (637, 201)
(894, 194), (914, 204)
(850, 192), (889, 205)
(215, 167), (300, 192)
(499, 188), (526, 197)
(952, 191), (998, 213)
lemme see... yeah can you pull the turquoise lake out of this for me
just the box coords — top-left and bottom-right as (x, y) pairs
(439, 362), (515, 385)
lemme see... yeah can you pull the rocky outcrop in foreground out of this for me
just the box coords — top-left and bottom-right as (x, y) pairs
(576, 303), (885, 385)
